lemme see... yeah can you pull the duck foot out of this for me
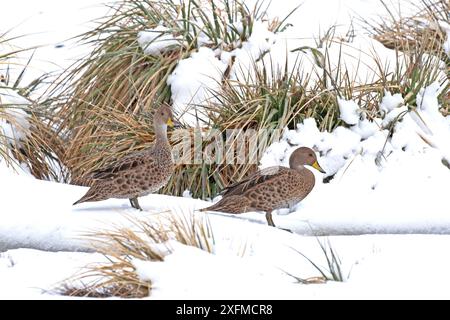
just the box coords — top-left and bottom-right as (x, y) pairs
(266, 212), (292, 232)
(129, 197), (143, 211)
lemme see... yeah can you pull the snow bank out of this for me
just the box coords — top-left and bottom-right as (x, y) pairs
(5, 232), (450, 299)
(4, 212), (448, 299)
(100, 234), (450, 299)
(227, 21), (277, 81)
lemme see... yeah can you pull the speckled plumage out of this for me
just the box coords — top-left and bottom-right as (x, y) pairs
(73, 105), (175, 209)
(202, 147), (325, 227)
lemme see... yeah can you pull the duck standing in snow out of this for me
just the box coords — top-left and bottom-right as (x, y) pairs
(201, 147), (325, 228)
(73, 105), (175, 210)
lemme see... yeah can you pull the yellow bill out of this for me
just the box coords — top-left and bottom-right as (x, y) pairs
(312, 161), (326, 173)
(166, 118), (174, 128)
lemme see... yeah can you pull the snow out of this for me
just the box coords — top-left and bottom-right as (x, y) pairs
(0, 87), (32, 143)
(228, 21), (277, 81)
(351, 118), (381, 140)
(444, 34), (450, 57)
(5, 221), (450, 299)
(380, 90), (404, 113)
(1, 0), (450, 300)
(162, 19), (279, 125)
(138, 26), (182, 56)
(0, 1), (108, 96)
(154, 0), (448, 125)
(167, 47), (228, 126)
(338, 98), (360, 125)
(414, 82), (450, 163)
(132, 235), (450, 299)
(1, 125), (450, 298)
(0, 249), (103, 299)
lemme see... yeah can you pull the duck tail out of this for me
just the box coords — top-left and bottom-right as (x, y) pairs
(199, 196), (247, 214)
(73, 188), (102, 206)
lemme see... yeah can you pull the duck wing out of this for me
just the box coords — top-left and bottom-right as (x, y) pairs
(221, 166), (290, 197)
(90, 149), (152, 181)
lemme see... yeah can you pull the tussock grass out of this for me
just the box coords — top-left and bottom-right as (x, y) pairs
(370, 0), (449, 61)
(367, 0), (449, 113)
(50, 0), (284, 186)
(285, 238), (346, 284)
(164, 60), (309, 198)
(2, 0), (447, 197)
(51, 0), (448, 198)
(61, 210), (214, 298)
(0, 34), (23, 167)
(0, 89), (67, 180)
(0, 32), (66, 180)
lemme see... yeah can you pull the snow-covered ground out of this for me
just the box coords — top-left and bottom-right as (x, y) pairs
(0, 0), (108, 95)
(2, 162), (450, 299)
(2, 170), (450, 299)
(1, 0), (450, 299)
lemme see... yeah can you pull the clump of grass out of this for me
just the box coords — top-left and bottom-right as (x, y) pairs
(163, 58), (311, 198)
(370, 0), (449, 63)
(0, 33), (62, 179)
(60, 210), (214, 298)
(175, 32), (445, 198)
(50, 0), (284, 185)
(15, 0), (447, 199)
(286, 238), (346, 284)
(0, 34), (25, 167)
(366, 0), (449, 113)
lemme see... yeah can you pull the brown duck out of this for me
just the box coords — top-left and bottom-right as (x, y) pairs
(201, 147), (325, 227)
(73, 105), (175, 210)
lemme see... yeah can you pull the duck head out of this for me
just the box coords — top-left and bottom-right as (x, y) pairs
(289, 147), (326, 173)
(154, 105), (175, 129)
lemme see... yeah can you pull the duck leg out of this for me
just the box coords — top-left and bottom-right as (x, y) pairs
(266, 211), (292, 233)
(265, 211), (276, 227)
(129, 197), (143, 211)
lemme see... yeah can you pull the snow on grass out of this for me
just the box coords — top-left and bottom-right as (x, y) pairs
(414, 82), (450, 162)
(144, 1), (443, 125)
(380, 90), (404, 113)
(138, 26), (182, 56)
(164, 18), (281, 126)
(0, 87), (32, 143)
(140, 234), (450, 299)
(338, 98), (360, 125)
(167, 48), (228, 126)
(227, 21), (277, 81)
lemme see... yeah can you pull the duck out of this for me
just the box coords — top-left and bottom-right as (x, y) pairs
(73, 105), (175, 210)
(201, 147), (325, 228)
